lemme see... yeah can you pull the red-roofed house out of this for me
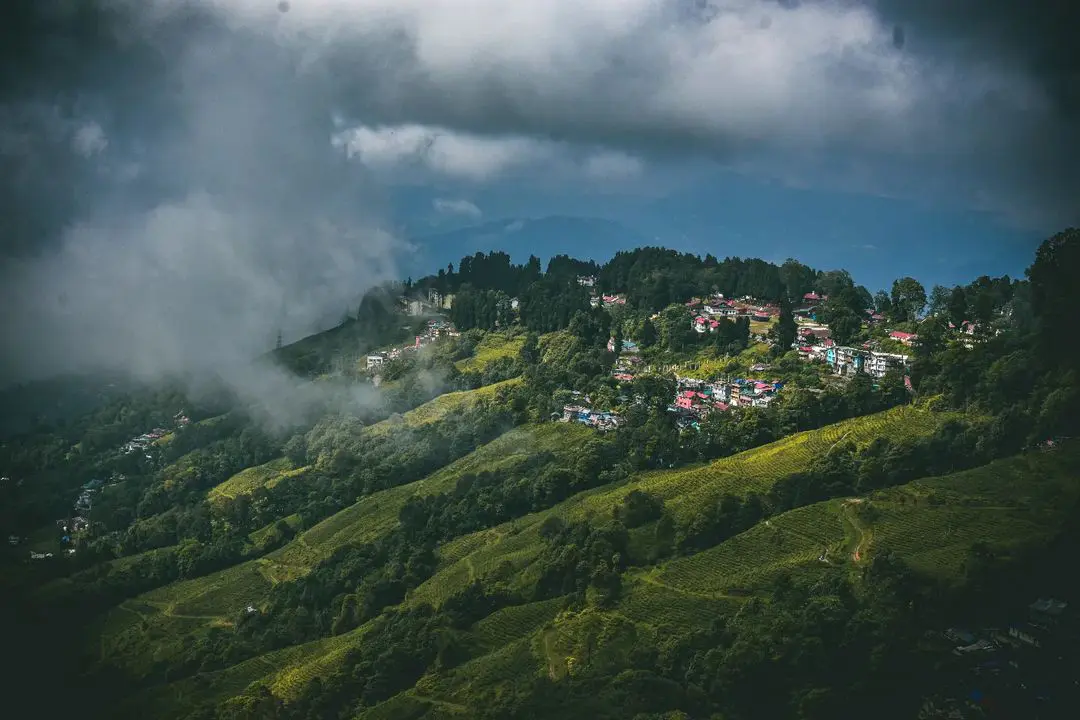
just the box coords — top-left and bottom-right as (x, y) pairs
(889, 331), (918, 346)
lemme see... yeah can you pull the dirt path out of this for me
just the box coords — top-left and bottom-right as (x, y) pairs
(841, 500), (871, 563)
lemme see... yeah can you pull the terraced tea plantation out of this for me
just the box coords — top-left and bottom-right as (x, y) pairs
(454, 332), (525, 373)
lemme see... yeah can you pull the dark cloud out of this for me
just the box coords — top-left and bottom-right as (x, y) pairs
(0, 1), (401, 421)
(1, 0), (1077, 394)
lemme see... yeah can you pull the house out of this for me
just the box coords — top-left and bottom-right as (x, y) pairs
(612, 372), (635, 382)
(889, 330), (918, 346)
(1029, 598), (1067, 626)
(692, 316), (719, 333)
(1007, 626), (1041, 647)
(803, 292), (828, 303)
(866, 351), (909, 379)
(366, 353), (386, 369)
(607, 337), (640, 353)
(577, 275), (597, 288)
(826, 346), (865, 375)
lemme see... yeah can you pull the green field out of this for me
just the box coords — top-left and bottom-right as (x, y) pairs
(653, 445), (1080, 596)
(93, 421), (593, 676)
(455, 332), (525, 373)
(208, 458), (310, 501)
(98, 423), (1080, 720)
(409, 404), (954, 607)
(366, 378), (520, 437)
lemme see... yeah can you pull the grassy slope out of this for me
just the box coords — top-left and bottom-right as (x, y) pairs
(455, 333), (525, 373)
(364, 378), (520, 438)
(408, 404), (952, 607)
(208, 458), (310, 502)
(123, 406), (953, 717)
(354, 445), (1080, 719)
(107, 412), (1080, 720)
(94, 422), (591, 680)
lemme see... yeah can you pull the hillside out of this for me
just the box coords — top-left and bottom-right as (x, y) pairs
(6, 232), (1079, 720)
(97, 406), (957, 717)
(112, 440), (1080, 720)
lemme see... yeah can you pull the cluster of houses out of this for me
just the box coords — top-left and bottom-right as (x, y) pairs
(668, 375), (783, 429)
(121, 427), (168, 456)
(686, 294), (779, 332)
(119, 411), (188, 456)
(578, 276), (628, 308)
(559, 404), (623, 431)
(367, 319), (460, 370)
(920, 597), (1075, 718)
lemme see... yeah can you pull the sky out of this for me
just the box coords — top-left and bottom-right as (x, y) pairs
(1, 0), (1078, 389)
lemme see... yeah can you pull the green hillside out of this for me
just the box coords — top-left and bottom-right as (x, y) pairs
(102, 407), (992, 718)
(365, 378), (520, 437)
(408, 404), (952, 606)
(93, 422), (593, 679)
(208, 458), (310, 501)
(455, 332), (525, 373)
(354, 445), (1080, 719)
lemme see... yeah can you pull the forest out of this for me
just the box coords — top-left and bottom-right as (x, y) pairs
(1, 228), (1078, 720)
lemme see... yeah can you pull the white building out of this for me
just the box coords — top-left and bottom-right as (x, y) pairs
(866, 351), (909, 379)
(366, 354), (386, 369)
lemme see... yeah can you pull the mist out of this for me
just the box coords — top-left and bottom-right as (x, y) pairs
(0, 1), (404, 426)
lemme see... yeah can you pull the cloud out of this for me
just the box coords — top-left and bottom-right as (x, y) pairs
(332, 124), (547, 181)
(584, 151), (644, 181)
(0, 0), (403, 424)
(194, 0), (1074, 227)
(2, 0), (1078, 394)
(72, 122), (108, 157)
(433, 198), (482, 219)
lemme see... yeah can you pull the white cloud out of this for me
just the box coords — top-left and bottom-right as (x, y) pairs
(433, 198), (482, 218)
(72, 122), (108, 157)
(332, 124), (546, 181)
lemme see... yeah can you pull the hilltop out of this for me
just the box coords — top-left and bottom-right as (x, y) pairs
(3, 230), (1079, 720)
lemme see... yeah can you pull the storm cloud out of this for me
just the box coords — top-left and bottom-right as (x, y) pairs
(1, 0), (1078, 391)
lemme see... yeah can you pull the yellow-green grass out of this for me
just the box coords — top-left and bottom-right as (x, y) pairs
(859, 445), (1080, 579)
(651, 501), (848, 596)
(652, 444), (1080, 596)
(248, 513), (302, 546)
(208, 458), (310, 501)
(455, 332), (524, 373)
(468, 597), (567, 651)
(365, 378), (520, 437)
(95, 422), (591, 672)
(408, 405), (955, 606)
(119, 624), (371, 720)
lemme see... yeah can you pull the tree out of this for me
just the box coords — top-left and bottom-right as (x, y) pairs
(519, 332), (540, 366)
(828, 308), (862, 346)
(873, 290), (892, 315)
(773, 298), (797, 354)
(640, 317), (658, 349)
(659, 305), (693, 353)
(927, 285), (951, 317)
(1027, 228), (1080, 364)
(611, 323), (624, 357)
(890, 277), (926, 323)
(947, 287), (968, 327)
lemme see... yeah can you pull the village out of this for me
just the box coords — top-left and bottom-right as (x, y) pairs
(920, 597), (1076, 718)
(364, 317), (461, 372)
(14, 409), (193, 562)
